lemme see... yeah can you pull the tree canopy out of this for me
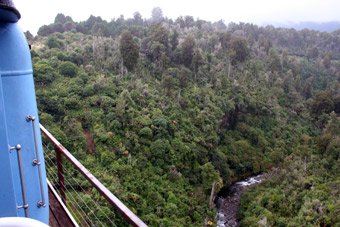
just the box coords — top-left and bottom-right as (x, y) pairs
(30, 11), (340, 226)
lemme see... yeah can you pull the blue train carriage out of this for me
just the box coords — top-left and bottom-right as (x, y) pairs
(0, 0), (49, 225)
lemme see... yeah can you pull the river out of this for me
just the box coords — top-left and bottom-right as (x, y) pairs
(216, 174), (265, 227)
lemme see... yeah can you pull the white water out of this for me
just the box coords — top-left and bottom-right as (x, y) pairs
(216, 174), (264, 227)
(236, 174), (263, 186)
(217, 212), (227, 227)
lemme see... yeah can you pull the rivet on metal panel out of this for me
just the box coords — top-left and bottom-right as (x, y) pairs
(37, 200), (46, 208)
(32, 159), (41, 166)
(26, 115), (35, 122)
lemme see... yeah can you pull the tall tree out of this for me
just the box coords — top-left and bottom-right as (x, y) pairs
(54, 13), (67, 24)
(229, 37), (250, 65)
(170, 30), (179, 51)
(151, 7), (163, 23)
(119, 31), (139, 72)
(133, 11), (143, 25)
(180, 35), (195, 68)
(150, 23), (169, 50)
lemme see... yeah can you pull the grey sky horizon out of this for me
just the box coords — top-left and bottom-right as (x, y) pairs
(14, 0), (340, 34)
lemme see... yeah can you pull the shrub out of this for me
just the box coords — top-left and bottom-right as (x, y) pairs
(59, 61), (78, 77)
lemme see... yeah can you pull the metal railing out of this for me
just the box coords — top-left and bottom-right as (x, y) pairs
(40, 124), (147, 227)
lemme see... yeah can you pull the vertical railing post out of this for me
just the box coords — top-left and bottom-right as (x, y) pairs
(55, 146), (66, 204)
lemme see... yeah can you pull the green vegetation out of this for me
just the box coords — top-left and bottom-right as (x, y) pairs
(239, 114), (339, 226)
(30, 12), (339, 226)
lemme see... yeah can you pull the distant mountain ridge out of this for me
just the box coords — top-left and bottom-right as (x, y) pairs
(272, 21), (340, 32)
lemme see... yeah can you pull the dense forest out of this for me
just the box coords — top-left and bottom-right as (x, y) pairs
(27, 9), (339, 226)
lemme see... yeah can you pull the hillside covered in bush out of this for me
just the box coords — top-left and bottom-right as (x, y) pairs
(28, 10), (339, 226)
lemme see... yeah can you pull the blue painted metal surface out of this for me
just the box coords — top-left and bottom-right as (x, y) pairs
(0, 6), (49, 224)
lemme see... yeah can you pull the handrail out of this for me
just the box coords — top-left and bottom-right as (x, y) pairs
(40, 124), (147, 227)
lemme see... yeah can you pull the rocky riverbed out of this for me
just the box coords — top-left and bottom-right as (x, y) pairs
(216, 174), (265, 227)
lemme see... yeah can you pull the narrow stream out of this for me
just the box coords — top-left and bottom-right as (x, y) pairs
(216, 174), (265, 227)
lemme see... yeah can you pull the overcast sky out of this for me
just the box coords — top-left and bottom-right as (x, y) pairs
(14, 0), (340, 34)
